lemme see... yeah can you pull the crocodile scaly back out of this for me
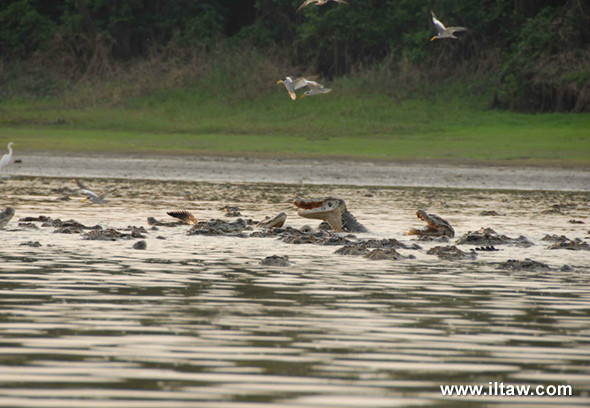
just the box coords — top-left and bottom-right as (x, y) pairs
(342, 210), (368, 233)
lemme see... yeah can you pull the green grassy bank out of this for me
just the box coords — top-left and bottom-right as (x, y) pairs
(1, 85), (589, 167)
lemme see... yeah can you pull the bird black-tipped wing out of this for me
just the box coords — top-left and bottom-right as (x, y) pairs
(167, 210), (198, 225)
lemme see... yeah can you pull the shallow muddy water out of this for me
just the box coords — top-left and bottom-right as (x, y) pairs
(1, 177), (589, 407)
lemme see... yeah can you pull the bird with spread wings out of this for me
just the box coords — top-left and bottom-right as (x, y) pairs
(296, 0), (349, 13)
(75, 179), (118, 204)
(430, 11), (467, 41)
(277, 76), (332, 99)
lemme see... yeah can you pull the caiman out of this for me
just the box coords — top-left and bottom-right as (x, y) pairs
(257, 212), (287, 229)
(293, 197), (367, 233)
(407, 209), (454, 238)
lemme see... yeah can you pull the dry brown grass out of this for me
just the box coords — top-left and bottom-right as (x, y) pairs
(533, 49), (590, 112)
(1, 31), (587, 113)
(1, 34), (295, 107)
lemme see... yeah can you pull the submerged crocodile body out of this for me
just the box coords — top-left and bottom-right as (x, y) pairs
(0, 206), (15, 229)
(138, 200), (558, 267)
(293, 197), (367, 233)
(456, 227), (533, 247)
(260, 255), (291, 267)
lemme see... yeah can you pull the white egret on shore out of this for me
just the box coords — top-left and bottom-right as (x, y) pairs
(0, 142), (14, 173)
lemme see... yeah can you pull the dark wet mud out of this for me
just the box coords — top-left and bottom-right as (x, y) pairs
(1, 176), (589, 407)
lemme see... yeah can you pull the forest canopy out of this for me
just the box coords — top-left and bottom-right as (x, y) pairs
(0, 0), (588, 111)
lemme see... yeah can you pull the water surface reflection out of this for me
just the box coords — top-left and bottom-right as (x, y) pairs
(1, 178), (589, 407)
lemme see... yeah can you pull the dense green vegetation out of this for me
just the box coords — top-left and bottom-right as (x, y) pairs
(1, 82), (588, 166)
(1, 0), (589, 111)
(0, 0), (588, 166)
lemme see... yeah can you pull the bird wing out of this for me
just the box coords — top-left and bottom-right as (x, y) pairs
(446, 26), (467, 33)
(167, 210), (198, 225)
(291, 77), (309, 90)
(81, 190), (99, 199)
(98, 187), (118, 200)
(75, 179), (87, 189)
(297, 0), (316, 13)
(431, 11), (446, 33)
(75, 179), (99, 199)
(300, 80), (331, 98)
(303, 79), (325, 89)
(333, 0), (349, 5)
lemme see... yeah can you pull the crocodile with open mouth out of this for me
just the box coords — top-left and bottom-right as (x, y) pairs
(293, 197), (367, 232)
(407, 209), (455, 237)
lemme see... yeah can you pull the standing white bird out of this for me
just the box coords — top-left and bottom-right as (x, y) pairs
(75, 179), (118, 204)
(277, 77), (309, 100)
(296, 0), (349, 13)
(300, 79), (332, 98)
(0, 142), (14, 174)
(430, 11), (467, 41)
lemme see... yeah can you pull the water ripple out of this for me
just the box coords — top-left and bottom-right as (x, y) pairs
(0, 178), (588, 407)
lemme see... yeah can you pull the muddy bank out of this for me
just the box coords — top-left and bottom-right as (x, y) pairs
(6, 153), (590, 191)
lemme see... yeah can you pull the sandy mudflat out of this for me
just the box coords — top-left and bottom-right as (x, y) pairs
(5, 152), (590, 191)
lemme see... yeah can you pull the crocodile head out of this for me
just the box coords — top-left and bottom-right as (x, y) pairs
(257, 212), (287, 229)
(407, 209), (454, 237)
(294, 197), (366, 232)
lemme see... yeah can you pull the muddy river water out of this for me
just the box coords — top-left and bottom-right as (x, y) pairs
(1, 170), (589, 407)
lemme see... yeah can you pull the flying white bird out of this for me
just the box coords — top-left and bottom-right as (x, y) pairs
(297, 0), (349, 13)
(430, 10), (467, 41)
(75, 179), (118, 204)
(278, 77), (332, 100)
